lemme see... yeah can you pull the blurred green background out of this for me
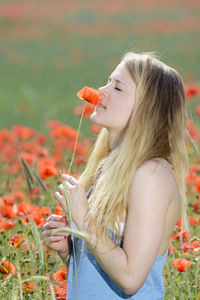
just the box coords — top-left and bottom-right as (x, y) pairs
(0, 0), (199, 137)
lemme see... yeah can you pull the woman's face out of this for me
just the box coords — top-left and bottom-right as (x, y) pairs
(90, 61), (136, 134)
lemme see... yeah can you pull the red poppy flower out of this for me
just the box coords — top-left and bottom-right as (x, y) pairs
(188, 216), (200, 225)
(2, 203), (18, 219)
(195, 106), (200, 116)
(0, 260), (15, 274)
(13, 191), (24, 201)
(195, 177), (200, 192)
(172, 258), (192, 272)
(53, 266), (68, 282)
(0, 220), (17, 232)
(2, 195), (15, 205)
(18, 202), (32, 215)
(182, 241), (200, 255)
(39, 164), (58, 180)
(51, 125), (78, 141)
(77, 86), (101, 105)
(91, 123), (102, 134)
(54, 203), (62, 215)
(22, 282), (37, 293)
(10, 234), (28, 248)
(176, 227), (191, 240)
(193, 201), (199, 213)
(185, 85), (200, 101)
(54, 281), (67, 300)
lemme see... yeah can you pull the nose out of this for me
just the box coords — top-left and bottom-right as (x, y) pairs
(98, 85), (108, 98)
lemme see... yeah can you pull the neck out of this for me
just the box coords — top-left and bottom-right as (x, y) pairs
(108, 129), (124, 150)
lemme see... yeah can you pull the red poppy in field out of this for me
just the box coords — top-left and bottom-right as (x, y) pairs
(21, 152), (35, 164)
(39, 206), (51, 217)
(38, 157), (58, 180)
(0, 260), (15, 275)
(1, 203), (18, 219)
(39, 164), (58, 180)
(22, 282), (37, 293)
(74, 103), (95, 118)
(75, 155), (87, 165)
(13, 191), (24, 201)
(188, 216), (200, 225)
(18, 202), (32, 215)
(185, 85), (200, 101)
(77, 86), (101, 105)
(0, 220), (17, 232)
(54, 281), (67, 300)
(37, 133), (47, 144)
(186, 171), (197, 185)
(10, 234), (28, 248)
(54, 203), (62, 215)
(2, 195), (15, 205)
(53, 266), (68, 282)
(12, 125), (35, 140)
(182, 241), (200, 255)
(195, 106), (200, 116)
(51, 125), (78, 141)
(195, 177), (200, 192)
(91, 123), (102, 134)
(193, 201), (199, 213)
(176, 218), (182, 227)
(175, 227), (191, 240)
(186, 119), (199, 140)
(172, 258), (192, 272)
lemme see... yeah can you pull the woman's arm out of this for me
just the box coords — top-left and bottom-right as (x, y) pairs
(80, 160), (173, 295)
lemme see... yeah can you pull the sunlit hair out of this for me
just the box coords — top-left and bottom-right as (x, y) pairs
(79, 51), (190, 249)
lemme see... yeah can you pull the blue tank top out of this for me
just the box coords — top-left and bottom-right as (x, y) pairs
(67, 187), (168, 300)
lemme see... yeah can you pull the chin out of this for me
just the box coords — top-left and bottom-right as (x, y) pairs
(90, 114), (105, 128)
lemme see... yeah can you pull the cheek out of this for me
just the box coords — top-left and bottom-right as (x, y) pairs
(118, 98), (135, 119)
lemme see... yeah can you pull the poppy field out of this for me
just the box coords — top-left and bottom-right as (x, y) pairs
(0, 0), (200, 299)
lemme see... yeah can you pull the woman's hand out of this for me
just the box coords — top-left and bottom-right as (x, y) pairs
(55, 174), (89, 230)
(42, 214), (71, 255)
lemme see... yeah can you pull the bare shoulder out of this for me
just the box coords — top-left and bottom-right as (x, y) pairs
(126, 158), (181, 256)
(129, 158), (177, 197)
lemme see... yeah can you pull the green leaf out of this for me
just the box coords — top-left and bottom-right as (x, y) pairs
(30, 220), (44, 274)
(32, 169), (47, 193)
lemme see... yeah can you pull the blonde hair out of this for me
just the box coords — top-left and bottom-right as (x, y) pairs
(79, 51), (190, 247)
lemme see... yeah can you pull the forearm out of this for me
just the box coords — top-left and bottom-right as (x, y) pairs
(80, 224), (134, 294)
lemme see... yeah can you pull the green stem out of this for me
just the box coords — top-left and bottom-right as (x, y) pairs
(68, 102), (87, 174)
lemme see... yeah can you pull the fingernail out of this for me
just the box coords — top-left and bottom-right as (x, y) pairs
(64, 236), (67, 239)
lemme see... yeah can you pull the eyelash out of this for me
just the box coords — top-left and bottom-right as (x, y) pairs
(114, 87), (121, 91)
(106, 80), (121, 91)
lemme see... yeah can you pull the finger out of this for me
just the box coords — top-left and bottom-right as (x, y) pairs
(42, 221), (67, 230)
(46, 236), (67, 244)
(62, 174), (78, 185)
(55, 191), (68, 212)
(42, 227), (68, 238)
(46, 214), (63, 223)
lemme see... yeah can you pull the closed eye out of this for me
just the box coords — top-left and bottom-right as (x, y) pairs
(114, 87), (121, 91)
(106, 78), (122, 91)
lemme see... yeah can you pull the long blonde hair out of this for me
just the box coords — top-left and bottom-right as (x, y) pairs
(79, 51), (190, 246)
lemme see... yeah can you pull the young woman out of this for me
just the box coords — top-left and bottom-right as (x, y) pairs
(42, 52), (189, 299)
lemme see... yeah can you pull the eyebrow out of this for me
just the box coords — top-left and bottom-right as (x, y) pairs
(108, 77), (127, 87)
